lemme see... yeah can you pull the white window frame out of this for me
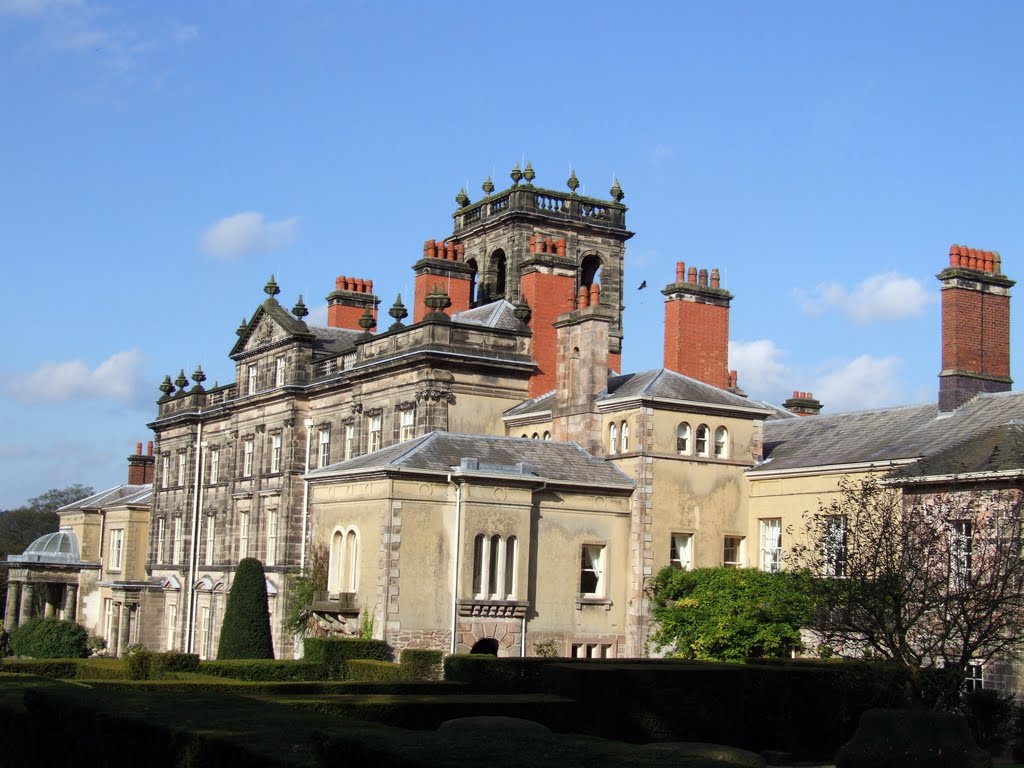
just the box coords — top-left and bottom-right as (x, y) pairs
(951, 520), (973, 590)
(965, 662), (984, 692)
(620, 421), (629, 452)
(759, 518), (782, 572)
(239, 510), (250, 560)
(108, 528), (124, 571)
(156, 517), (165, 563)
(271, 433), (282, 473)
(580, 544), (606, 596)
(368, 414), (382, 453)
(172, 517), (183, 565)
(209, 448), (220, 484)
(178, 452), (187, 486)
(399, 409), (415, 443)
(723, 535), (744, 568)
(247, 364), (258, 395)
(714, 426), (729, 459)
(266, 508), (278, 567)
(104, 598), (114, 643)
(243, 439), (254, 478)
(344, 424), (355, 460)
(696, 424), (710, 457)
(318, 428), (331, 468)
(823, 515), (848, 577)
(161, 455), (169, 489)
(165, 603), (177, 652)
(676, 422), (691, 455)
(609, 422), (619, 454)
(470, 533), (517, 600)
(275, 356), (286, 387)
(670, 532), (692, 570)
(204, 515), (215, 566)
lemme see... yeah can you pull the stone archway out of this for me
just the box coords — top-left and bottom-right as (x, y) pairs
(470, 638), (499, 656)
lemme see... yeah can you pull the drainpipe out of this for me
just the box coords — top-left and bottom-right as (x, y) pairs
(300, 418), (314, 572)
(448, 473), (463, 654)
(184, 422), (204, 653)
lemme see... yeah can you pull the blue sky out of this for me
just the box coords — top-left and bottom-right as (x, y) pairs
(2, 1), (1023, 507)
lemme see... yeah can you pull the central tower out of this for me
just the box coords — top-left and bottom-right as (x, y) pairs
(415, 165), (632, 396)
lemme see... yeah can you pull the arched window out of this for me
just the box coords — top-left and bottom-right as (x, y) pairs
(531, 433), (540, 440)
(609, 422), (619, 454)
(488, 535), (501, 595)
(714, 426), (729, 459)
(329, 528), (359, 593)
(521, 434), (528, 439)
(542, 431), (551, 441)
(620, 421), (629, 452)
(504, 536), (517, 599)
(471, 533), (518, 600)
(676, 423), (691, 454)
(472, 534), (485, 595)
(490, 249), (507, 300)
(695, 424), (710, 457)
(343, 530), (358, 592)
(465, 258), (479, 305)
(580, 254), (602, 287)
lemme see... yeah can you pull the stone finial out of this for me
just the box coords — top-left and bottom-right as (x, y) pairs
(513, 297), (532, 325)
(174, 369), (189, 394)
(567, 169), (579, 194)
(482, 176), (495, 195)
(159, 375), (174, 397)
(388, 293), (409, 331)
(523, 162), (535, 186)
(357, 307), (377, 334)
(510, 163), (523, 186)
(423, 284), (452, 321)
(292, 295), (309, 320)
(264, 275), (281, 299)
(456, 188), (470, 208)
(191, 365), (206, 393)
(236, 317), (248, 337)
(610, 179), (624, 202)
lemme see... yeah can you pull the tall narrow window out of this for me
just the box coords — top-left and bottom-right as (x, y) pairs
(204, 516), (215, 566)
(670, 533), (692, 570)
(344, 424), (355, 460)
(965, 662), (984, 692)
(609, 423), (619, 454)
(951, 521), (973, 590)
(266, 508), (278, 566)
(165, 604), (177, 651)
(318, 428), (331, 468)
(156, 517), (165, 563)
(823, 515), (847, 577)
(723, 536), (744, 567)
(759, 519), (782, 572)
(368, 414), (382, 452)
(676, 423), (691, 454)
(487, 535), (502, 597)
(695, 425), (710, 457)
(343, 530), (357, 592)
(199, 606), (211, 660)
(543, 431), (551, 440)
(714, 426), (729, 458)
(329, 530), (344, 592)
(504, 536), (517, 599)
(247, 364), (258, 395)
(243, 440), (254, 478)
(161, 455), (169, 488)
(104, 598), (114, 643)
(172, 517), (183, 565)
(239, 511), (250, 559)
(209, 448), (220, 484)
(178, 452), (187, 486)
(400, 409), (415, 442)
(328, 528), (358, 592)
(620, 421), (630, 452)
(472, 534), (486, 596)
(271, 434), (282, 473)
(275, 356), (286, 387)
(580, 545), (605, 596)
(108, 529), (124, 571)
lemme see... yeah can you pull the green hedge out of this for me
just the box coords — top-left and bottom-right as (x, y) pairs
(346, 659), (410, 682)
(836, 708), (991, 768)
(302, 638), (390, 677)
(198, 659), (333, 682)
(443, 655), (567, 692)
(152, 652), (200, 674)
(401, 648), (444, 681)
(0, 660), (79, 679)
(9, 618), (88, 659)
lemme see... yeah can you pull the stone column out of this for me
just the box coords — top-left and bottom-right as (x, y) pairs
(19, 583), (34, 625)
(43, 584), (56, 619)
(4, 582), (20, 629)
(117, 603), (130, 657)
(65, 584), (78, 622)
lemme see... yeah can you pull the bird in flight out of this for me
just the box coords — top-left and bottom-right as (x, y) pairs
(638, 280), (647, 290)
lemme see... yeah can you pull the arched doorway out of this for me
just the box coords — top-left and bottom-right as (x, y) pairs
(469, 637), (500, 656)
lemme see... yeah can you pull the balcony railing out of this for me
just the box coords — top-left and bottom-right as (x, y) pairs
(453, 186), (626, 233)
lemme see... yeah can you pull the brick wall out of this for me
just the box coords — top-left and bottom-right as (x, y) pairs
(520, 267), (576, 397)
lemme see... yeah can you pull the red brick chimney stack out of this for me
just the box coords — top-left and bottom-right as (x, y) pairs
(663, 261), (733, 389)
(412, 239), (475, 322)
(783, 391), (823, 416)
(128, 440), (155, 485)
(326, 275), (380, 331)
(938, 245), (1014, 411)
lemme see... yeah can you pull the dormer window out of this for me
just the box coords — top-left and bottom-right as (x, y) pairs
(247, 364), (258, 395)
(275, 356), (286, 387)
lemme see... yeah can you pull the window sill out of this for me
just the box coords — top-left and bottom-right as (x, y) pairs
(575, 596), (613, 611)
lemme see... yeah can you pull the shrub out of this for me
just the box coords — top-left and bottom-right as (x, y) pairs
(152, 651), (200, 674)
(86, 635), (107, 656)
(346, 659), (410, 682)
(835, 708), (991, 768)
(9, 618), (88, 659)
(198, 659), (333, 681)
(442, 655), (561, 692)
(217, 558), (274, 660)
(960, 689), (1014, 754)
(1, 659), (78, 678)
(303, 638), (390, 677)
(400, 649), (444, 681)
(124, 646), (153, 680)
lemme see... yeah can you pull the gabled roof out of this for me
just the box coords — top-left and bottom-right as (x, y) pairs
(230, 298), (315, 358)
(757, 390), (1024, 473)
(897, 421), (1024, 480)
(58, 484), (152, 512)
(452, 300), (524, 331)
(307, 431), (634, 489)
(503, 390), (555, 418)
(600, 369), (772, 414)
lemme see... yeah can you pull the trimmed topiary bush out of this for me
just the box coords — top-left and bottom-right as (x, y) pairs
(836, 708), (991, 768)
(9, 618), (88, 659)
(124, 646), (153, 680)
(303, 637), (390, 677)
(198, 659), (333, 681)
(347, 659), (410, 682)
(400, 648), (444, 681)
(152, 651), (200, 674)
(217, 558), (274, 660)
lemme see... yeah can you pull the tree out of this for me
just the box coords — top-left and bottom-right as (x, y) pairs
(24, 484), (94, 515)
(217, 558), (274, 659)
(790, 476), (1024, 704)
(650, 566), (814, 661)
(284, 541), (329, 638)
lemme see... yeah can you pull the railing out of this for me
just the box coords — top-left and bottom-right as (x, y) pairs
(453, 186), (626, 232)
(311, 591), (360, 614)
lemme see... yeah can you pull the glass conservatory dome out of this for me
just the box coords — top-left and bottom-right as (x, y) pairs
(8, 528), (81, 564)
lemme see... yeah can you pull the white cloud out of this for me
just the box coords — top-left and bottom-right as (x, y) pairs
(729, 339), (789, 393)
(814, 354), (902, 411)
(200, 212), (299, 259)
(7, 349), (143, 404)
(307, 303), (329, 327)
(796, 271), (933, 323)
(0, 0), (77, 17)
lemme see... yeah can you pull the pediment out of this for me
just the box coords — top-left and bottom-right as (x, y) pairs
(231, 301), (312, 358)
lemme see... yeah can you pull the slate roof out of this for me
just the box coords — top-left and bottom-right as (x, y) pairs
(309, 325), (362, 357)
(896, 421), (1024, 479)
(504, 390), (555, 418)
(58, 484), (152, 512)
(452, 300), (524, 331)
(601, 369), (772, 413)
(307, 431), (634, 489)
(757, 390), (1024, 473)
